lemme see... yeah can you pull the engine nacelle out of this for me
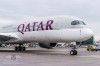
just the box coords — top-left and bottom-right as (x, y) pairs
(38, 43), (57, 49)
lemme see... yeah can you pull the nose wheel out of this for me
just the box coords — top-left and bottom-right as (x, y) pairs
(70, 50), (77, 55)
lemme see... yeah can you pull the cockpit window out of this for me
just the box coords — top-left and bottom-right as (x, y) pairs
(71, 20), (79, 25)
(71, 20), (86, 25)
(79, 21), (86, 25)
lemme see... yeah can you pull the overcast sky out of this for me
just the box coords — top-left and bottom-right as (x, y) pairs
(0, 0), (100, 35)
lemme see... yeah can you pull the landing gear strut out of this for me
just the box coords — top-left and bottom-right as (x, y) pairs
(70, 45), (77, 55)
(15, 45), (26, 51)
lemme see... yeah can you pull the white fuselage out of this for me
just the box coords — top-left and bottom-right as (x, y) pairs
(0, 16), (93, 44)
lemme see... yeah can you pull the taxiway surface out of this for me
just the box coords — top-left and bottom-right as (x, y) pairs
(0, 47), (100, 66)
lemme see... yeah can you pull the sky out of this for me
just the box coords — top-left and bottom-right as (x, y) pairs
(0, 0), (100, 35)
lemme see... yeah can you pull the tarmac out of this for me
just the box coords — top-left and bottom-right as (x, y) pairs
(0, 47), (100, 66)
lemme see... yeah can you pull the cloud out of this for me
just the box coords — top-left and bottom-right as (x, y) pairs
(0, 8), (14, 14)
(0, 18), (13, 24)
(0, 0), (100, 35)
(87, 21), (100, 36)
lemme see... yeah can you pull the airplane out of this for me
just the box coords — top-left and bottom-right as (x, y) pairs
(0, 15), (93, 55)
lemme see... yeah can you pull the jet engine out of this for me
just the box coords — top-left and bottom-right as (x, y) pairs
(38, 43), (57, 49)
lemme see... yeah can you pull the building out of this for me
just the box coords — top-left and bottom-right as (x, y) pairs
(81, 36), (94, 45)
(81, 36), (100, 45)
(94, 36), (100, 45)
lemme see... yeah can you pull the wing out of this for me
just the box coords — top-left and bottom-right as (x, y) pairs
(0, 33), (18, 42)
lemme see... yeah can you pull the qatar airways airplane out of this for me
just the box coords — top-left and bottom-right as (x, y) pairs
(0, 15), (93, 55)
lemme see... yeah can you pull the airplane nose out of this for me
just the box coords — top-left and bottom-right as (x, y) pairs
(81, 28), (94, 41)
(88, 29), (94, 37)
(87, 29), (93, 38)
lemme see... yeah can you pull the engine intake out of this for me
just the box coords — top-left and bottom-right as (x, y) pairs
(39, 43), (57, 49)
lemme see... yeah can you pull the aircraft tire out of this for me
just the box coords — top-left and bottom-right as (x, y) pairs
(15, 46), (26, 51)
(15, 46), (19, 51)
(22, 47), (26, 51)
(70, 50), (77, 55)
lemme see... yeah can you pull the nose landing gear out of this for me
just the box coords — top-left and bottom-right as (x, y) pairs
(70, 44), (78, 55)
(70, 50), (77, 55)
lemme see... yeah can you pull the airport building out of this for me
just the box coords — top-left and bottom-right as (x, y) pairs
(81, 36), (94, 45)
(94, 36), (100, 45)
(81, 36), (100, 45)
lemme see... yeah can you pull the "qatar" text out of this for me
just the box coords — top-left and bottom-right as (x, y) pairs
(18, 20), (54, 34)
